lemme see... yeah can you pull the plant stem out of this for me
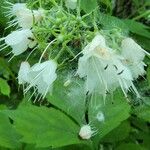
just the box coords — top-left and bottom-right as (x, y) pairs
(133, 10), (150, 20)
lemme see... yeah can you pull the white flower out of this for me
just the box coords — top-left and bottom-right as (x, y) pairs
(77, 34), (140, 97)
(18, 62), (30, 84)
(1, 29), (37, 56)
(6, 3), (44, 29)
(16, 8), (44, 29)
(121, 38), (149, 79)
(24, 60), (57, 98)
(79, 125), (95, 140)
(65, 0), (77, 9)
(121, 38), (148, 63)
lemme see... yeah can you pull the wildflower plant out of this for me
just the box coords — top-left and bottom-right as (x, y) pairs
(0, 0), (150, 150)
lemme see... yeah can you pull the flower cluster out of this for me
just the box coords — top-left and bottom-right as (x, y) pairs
(0, 1), (149, 102)
(18, 60), (57, 99)
(0, 2), (44, 57)
(77, 34), (149, 98)
(0, 2), (58, 98)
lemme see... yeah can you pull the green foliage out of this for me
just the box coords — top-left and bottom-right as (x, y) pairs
(116, 143), (146, 150)
(88, 90), (131, 145)
(47, 75), (86, 125)
(102, 121), (131, 142)
(0, 0), (149, 150)
(80, 0), (98, 13)
(0, 78), (10, 96)
(0, 113), (21, 149)
(124, 19), (150, 39)
(4, 104), (83, 148)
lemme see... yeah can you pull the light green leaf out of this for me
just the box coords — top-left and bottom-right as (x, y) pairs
(5, 105), (83, 148)
(80, 0), (98, 13)
(89, 90), (131, 141)
(97, 13), (128, 32)
(0, 113), (21, 149)
(47, 76), (86, 125)
(0, 78), (10, 96)
(124, 19), (150, 39)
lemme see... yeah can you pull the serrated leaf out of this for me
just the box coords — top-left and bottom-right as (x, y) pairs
(47, 76), (86, 125)
(0, 78), (10, 96)
(80, 0), (98, 13)
(0, 113), (21, 149)
(4, 105), (83, 148)
(89, 90), (130, 142)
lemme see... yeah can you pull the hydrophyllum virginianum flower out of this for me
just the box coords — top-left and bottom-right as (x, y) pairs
(79, 124), (97, 140)
(77, 34), (140, 98)
(5, 2), (44, 29)
(18, 62), (30, 85)
(18, 60), (57, 99)
(121, 38), (150, 79)
(0, 29), (37, 56)
(65, 0), (77, 10)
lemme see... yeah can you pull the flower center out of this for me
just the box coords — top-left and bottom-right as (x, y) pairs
(95, 47), (111, 59)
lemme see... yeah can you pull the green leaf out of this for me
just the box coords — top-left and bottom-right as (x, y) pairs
(124, 19), (150, 39)
(24, 144), (51, 150)
(80, 0), (98, 13)
(134, 105), (150, 122)
(132, 34), (150, 51)
(0, 112), (21, 149)
(53, 144), (93, 150)
(47, 76), (86, 125)
(89, 90), (131, 141)
(5, 105), (82, 148)
(97, 13), (128, 32)
(102, 121), (131, 143)
(0, 57), (14, 79)
(116, 143), (146, 150)
(131, 131), (150, 150)
(0, 78), (10, 96)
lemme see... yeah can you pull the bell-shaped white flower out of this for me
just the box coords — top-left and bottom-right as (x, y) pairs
(24, 60), (57, 98)
(16, 8), (44, 29)
(121, 38), (149, 79)
(18, 62), (30, 84)
(0, 29), (37, 56)
(77, 34), (140, 97)
(65, 0), (77, 9)
(5, 3), (44, 29)
(121, 38), (149, 63)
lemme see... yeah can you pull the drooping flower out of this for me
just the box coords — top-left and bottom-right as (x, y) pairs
(5, 3), (44, 29)
(79, 124), (96, 140)
(18, 62), (30, 84)
(0, 29), (37, 56)
(65, 0), (77, 10)
(23, 60), (57, 98)
(121, 38), (149, 79)
(77, 34), (140, 97)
